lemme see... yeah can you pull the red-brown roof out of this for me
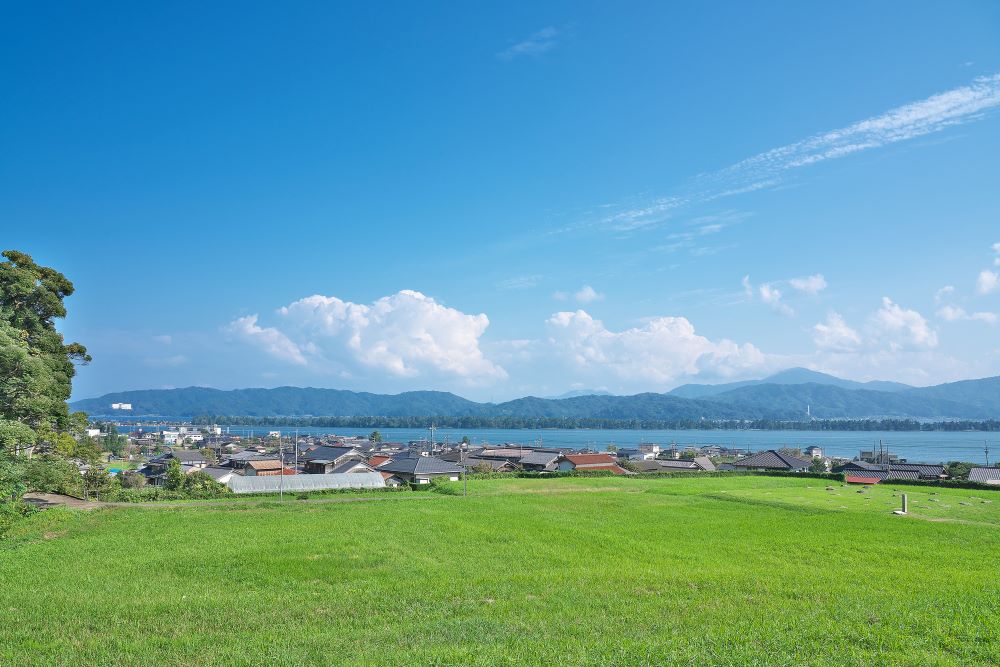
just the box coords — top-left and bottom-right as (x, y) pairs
(246, 459), (283, 470)
(845, 475), (880, 485)
(563, 453), (618, 467)
(368, 455), (391, 467)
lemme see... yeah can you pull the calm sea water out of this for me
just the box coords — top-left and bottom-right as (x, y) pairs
(188, 426), (995, 465)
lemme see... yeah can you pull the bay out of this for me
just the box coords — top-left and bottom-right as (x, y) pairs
(203, 425), (994, 465)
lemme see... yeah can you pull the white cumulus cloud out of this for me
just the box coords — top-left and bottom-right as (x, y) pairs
(812, 312), (861, 351)
(228, 314), (308, 366)
(870, 297), (938, 349)
(574, 285), (604, 304)
(978, 269), (999, 295)
(229, 290), (506, 382)
(544, 310), (767, 386)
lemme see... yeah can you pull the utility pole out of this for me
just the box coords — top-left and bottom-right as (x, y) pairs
(986, 441), (991, 467)
(278, 431), (283, 501)
(462, 442), (468, 497)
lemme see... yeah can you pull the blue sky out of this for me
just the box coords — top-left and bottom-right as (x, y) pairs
(3, 1), (1000, 401)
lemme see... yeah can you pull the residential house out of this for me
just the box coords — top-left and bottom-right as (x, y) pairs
(968, 467), (1000, 485)
(463, 456), (518, 473)
(632, 457), (716, 473)
(244, 460), (296, 476)
(201, 467), (235, 484)
(305, 459), (376, 475)
(557, 453), (628, 475)
(299, 446), (363, 464)
(367, 454), (392, 468)
(616, 448), (656, 461)
(377, 454), (462, 485)
(833, 460), (943, 481)
(518, 450), (561, 472)
(733, 450), (812, 472)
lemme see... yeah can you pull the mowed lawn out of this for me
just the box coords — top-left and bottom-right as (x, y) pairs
(2, 477), (999, 666)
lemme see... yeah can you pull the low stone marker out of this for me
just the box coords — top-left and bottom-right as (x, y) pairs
(893, 493), (908, 515)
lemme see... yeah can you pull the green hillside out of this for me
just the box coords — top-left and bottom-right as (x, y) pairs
(2, 476), (998, 666)
(71, 373), (1000, 420)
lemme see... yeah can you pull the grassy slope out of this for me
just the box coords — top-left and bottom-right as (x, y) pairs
(2, 477), (999, 666)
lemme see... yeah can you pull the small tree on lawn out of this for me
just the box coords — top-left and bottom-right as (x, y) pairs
(82, 466), (115, 499)
(809, 458), (828, 473)
(164, 458), (184, 491)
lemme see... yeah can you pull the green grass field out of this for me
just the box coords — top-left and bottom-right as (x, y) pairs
(2, 476), (999, 666)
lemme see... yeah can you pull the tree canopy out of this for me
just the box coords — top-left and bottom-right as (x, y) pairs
(0, 250), (89, 435)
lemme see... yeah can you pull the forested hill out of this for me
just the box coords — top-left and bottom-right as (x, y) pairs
(71, 374), (1000, 420)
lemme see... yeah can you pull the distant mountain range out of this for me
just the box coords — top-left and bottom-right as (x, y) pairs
(668, 367), (913, 398)
(70, 368), (1000, 421)
(71, 368), (1000, 420)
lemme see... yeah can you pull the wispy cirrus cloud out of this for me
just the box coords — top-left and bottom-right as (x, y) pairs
(496, 274), (542, 291)
(789, 274), (827, 295)
(936, 305), (997, 324)
(553, 285), (604, 304)
(583, 73), (1000, 234)
(497, 27), (560, 60)
(709, 73), (1000, 190)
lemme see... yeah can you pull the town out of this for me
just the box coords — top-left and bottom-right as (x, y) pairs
(58, 421), (1000, 499)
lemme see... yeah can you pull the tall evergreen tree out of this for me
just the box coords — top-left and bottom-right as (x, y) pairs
(0, 250), (90, 435)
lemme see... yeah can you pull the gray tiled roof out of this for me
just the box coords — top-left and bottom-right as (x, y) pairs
(837, 461), (944, 478)
(300, 446), (358, 462)
(693, 456), (716, 471)
(226, 451), (270, 462)
(172, 450), (208, 462)
(379, 455), (462, 475)
(463, 457), (513, 471)
(329, 460), (375, 474)
(519, 451), (560, 466)
(653, 460), (699, 469)
(734, 450), (812, 471)
(843, 469), (920, 481)
(968, 467), (1000, 483)
(201, 466), (233, 481)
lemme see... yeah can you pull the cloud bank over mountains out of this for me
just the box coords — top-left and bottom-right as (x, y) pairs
(225, 239), (999, 396)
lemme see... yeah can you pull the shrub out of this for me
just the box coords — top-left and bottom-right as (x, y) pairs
(0, 501), (34, 537)
(182, 471), (231, 499)
(0, 455), (26, 502)
(22, 455), (83, 496)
